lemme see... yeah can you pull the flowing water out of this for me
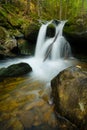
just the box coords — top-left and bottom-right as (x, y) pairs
(0, 20), (79, 130)
(0, 20), (74, 82)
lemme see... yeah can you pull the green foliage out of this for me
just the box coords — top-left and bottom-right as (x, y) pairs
(0, 26), (8, 41)
(0, 0), (87, 35)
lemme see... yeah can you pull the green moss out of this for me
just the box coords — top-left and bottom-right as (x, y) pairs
(2, 4), (19, 14)
(0, 26), (8, 41)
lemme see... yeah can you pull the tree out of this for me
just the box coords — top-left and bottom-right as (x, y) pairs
(26, 0), (31, 15)
(81, 0), (85, 14)
(59, 0), (63, 20)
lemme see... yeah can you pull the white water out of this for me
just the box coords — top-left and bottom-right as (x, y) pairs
(35, 21), (52, 57)
(0, 20), (74, 82)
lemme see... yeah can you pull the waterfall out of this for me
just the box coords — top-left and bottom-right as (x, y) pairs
(28, 20), (73, 81)
(35, 21), (52, 58)
(35, 20), (72, 61)
(0, 20), (74, 81)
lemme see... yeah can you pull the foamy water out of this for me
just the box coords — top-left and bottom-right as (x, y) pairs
(0, 20), (75, 82)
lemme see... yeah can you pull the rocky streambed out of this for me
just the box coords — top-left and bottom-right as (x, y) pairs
(0, 76), (58, 130)
(0, 60), (87, 130)
(51, 62), (87, 130)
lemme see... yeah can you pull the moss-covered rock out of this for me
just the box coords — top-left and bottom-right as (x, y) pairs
(46, 23), (55, 38)
(51, 66), (87, 130)
(63, 19), (87, 56)
(24, 23), (39, 44)
(0, 62), (32, 77)
(0, 26), (9, 44)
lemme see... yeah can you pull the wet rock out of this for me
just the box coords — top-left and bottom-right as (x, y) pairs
(0, 54), (5, 59)
(63, 31), (87, 56)
(4, 37), (21, 54)
(24, 24), (39, 44)
(0, 62), (32, 77)
(46, 23), (55, 38)
(10, 46), (20, 54)
(0, 37), (21, 58)
(0, 26), (9, 44)
(0, 76), (64, 130)
(51, 66), (87, 130)
(18, 101), (58, 129)
(63, 21), (87, 56)
(2, 118), (24, 130)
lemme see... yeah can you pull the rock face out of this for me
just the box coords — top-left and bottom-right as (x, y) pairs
(63, 21), (87, 56)
(0, 26), (9, 44)
(0, 28), (21, 58)
(46, 23), (55, 38)
(63, 31), (87, 56)
(0, 62), (32, 77)
(51, 66), (87, 130)
(24, 23), (39, 44)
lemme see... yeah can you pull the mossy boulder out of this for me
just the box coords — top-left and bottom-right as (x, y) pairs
(63, 19), (87, 56)
(51, 66), (87, 130)
(24, 23), (39, 44)
(0, 26), (9, 44)
(0, 62), (32, 77)
(46, 23), (55, 38)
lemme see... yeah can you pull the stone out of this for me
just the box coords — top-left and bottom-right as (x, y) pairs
(46, 23), (55, 38)
(0, 62), (32, 77)
(51, 66), (87, 130)
(24, 23), (39, 44)
(0, 26), (9, 44)
(63, 21), (87, 56)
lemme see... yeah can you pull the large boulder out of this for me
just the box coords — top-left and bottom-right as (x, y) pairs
(24, 23), (39, 44)
(51, 66), (87, 130)
(46, 23), (55, 38)
(63, 19), (87, 56)
(0, 26), (9, 44)
(0, 62), (32, 77)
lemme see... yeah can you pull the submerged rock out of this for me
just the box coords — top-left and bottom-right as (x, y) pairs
(51, 66), (87, 130)
(0, 62), (32, 77)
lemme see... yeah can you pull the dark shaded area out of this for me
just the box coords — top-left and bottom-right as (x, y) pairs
(24, 24), (39, 44)
(24, 124), (59, 130)
(0, 54), (5, 59)
(63, 32), (87, 57)
(10, 46), (21, 54)
(46, 24), (55, 38)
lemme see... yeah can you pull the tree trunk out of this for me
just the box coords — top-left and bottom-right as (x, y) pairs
(81, 0), (85, 14)
(26, 0), (31, 15)
(65, 0), (69, 19)
(59, 0), (62, 20)
(5, 0), (8, 4)
(37, 0), (42, 19)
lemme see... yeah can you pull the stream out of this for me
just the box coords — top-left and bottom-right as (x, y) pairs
(0, 20), (87, 130)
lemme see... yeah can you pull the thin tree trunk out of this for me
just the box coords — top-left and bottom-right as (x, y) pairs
(81, 0), (85, 14)
(5, 0), (8, 4)
(65, 0), (69, 19)
(59, 0), (62, 20)
(56, 1), (59, 18)
(37, 0), (42, 19)
(26, 0), (31, 15)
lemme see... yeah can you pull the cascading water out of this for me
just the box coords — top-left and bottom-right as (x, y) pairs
(28, 20), (73, 81)
(51, 21), (72, 60)
(35, 21), (52, 57)
(0, 20), (74, 81)
(34, 20), (72, 61)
